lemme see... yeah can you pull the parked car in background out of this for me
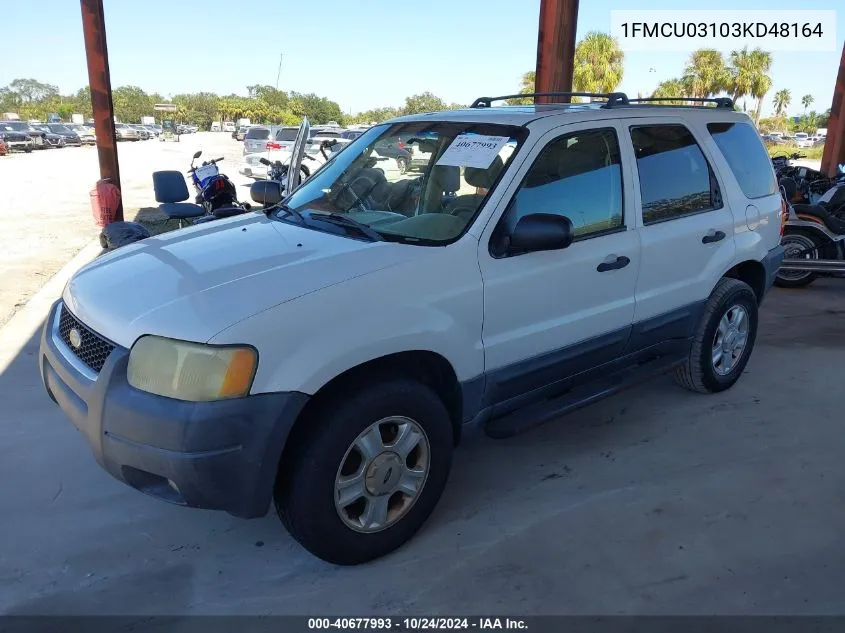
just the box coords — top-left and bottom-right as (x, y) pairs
(0, 123), (34, 152)
(3, 121), (46, 149)
(793, 132), (814, 148)
(43, 123), (83, 146)
(234, 126), (251, 141)
(243, 125), (301, 155)
(128, 124), (152, 140)
(142, 125), (160, 138)
(223, 121), (236, 133)
(340, 129), (364, 141)
(373, 138), (411, 173)
(115, 123), (140, 141)
(31, 124), (66, 148)
(67, 123), (96, 145)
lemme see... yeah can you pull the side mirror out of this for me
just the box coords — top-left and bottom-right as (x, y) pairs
(507, 213), (573, 254)
(250, 180), (282, 206)
(193, 150), (202, 159)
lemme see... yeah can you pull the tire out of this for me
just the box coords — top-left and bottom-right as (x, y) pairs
(397, 157), (408, 174)
(274, 378), (454, 565)
(774, 231), (820, 288)
(673, 277), (758, 394)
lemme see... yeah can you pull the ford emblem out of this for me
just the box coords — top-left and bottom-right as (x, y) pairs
(68, 328), (83, 350)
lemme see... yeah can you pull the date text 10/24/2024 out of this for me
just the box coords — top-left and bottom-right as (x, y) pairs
(307, 617), (529, 630)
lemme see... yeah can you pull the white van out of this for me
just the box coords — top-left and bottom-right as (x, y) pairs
(210, 121), (222, 132)
(223, 121), (236, 133)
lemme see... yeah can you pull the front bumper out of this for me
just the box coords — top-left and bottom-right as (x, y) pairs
(5, 139), (33, 151)
(39, 300), (309, 518)
(761, 244), (786, 300)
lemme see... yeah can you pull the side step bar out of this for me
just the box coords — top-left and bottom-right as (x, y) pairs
(485, 355), (684, 439)
(780, 258), (845, 273)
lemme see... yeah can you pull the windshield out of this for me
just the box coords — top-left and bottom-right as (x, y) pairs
(49, 125), (71, 133)
(280, 121), (527, 244)
(246, 127), (270, 140)
(4, 121), (26, 131)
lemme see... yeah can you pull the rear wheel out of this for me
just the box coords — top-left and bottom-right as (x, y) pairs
(674, 278), (758, 394)
(775, 231), (819, 288)
(274, 378), (453, 565)
(396, 157), (408, 174)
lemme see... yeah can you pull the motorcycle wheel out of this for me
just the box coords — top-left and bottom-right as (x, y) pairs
(774, 231), (820, 288)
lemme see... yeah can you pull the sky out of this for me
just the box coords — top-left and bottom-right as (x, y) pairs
(0, 0), (842, 118)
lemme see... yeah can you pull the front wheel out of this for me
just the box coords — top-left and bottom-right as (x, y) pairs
(774, 231), (820, 288)
(396, 157), (408, 174)
(673, 278), (758, 394)
(274, 378), (454, 565)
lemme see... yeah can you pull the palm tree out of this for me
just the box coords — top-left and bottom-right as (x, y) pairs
(801, 94), (814, 112)
(729, 48), (772, 124)
(573, 31), (624, 97)
(774, 89), (791, 116)
(682, 49), (728, 98)
(650, 79), (688, 104)
(507, 71), (536, 105)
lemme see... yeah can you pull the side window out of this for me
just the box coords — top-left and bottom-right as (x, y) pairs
(505, 128), (624, 240)
(707, 121), (777, 199)
(630, 124), (722, 225)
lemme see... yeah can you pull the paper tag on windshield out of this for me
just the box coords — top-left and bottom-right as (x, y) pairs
(435, 135), (510, 169)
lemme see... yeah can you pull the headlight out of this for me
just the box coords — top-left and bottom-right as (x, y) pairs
(127, 336), (257, 401)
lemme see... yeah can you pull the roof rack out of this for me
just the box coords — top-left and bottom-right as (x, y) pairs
(470, 92), (630, 109)
(625, 97), (735, 109)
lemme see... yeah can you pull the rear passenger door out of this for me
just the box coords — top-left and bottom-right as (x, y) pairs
(625, 121), (736, 342)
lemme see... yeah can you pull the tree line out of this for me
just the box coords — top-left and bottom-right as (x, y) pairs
(0, 79), (464, 128)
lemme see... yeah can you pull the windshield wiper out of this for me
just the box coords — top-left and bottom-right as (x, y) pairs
(271, 203), (306, 224)
(308, 212), (384, 242)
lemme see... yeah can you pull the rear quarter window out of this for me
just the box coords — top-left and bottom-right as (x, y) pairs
(707, 121), (777, 199)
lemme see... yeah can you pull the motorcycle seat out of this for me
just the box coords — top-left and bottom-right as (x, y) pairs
(793, 203), (845, 234)
(159, 202), (205, 219)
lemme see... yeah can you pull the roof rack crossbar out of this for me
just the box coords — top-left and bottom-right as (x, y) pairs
(625, 97), (735, 109)
(470, 92), (630, 108)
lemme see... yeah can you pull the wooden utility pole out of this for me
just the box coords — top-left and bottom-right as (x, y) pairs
(534, 0), (579, 104)
(80, 0), (122, 220)
(820, 42), (845, 178)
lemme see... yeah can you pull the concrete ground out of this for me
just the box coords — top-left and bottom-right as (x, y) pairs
(0, 267), (844, 615)
(0, 132), (254, 328)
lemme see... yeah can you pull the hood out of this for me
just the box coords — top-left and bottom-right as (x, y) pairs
(63, 214), (419, 347)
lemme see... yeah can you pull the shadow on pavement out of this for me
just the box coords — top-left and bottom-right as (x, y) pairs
(1, 284), (845, 615)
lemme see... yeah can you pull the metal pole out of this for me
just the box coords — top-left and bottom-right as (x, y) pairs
(80, 0), (122, 221)
(275, 53), (283, 91)
(820, 42), (845, 178)
(534, 0), (579, 104)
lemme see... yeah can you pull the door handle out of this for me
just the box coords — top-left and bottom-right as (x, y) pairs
(702, 230), (726, 244)
(597, 255), (630, 272)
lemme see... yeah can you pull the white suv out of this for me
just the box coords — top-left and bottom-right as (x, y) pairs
(40, 94), (785, 565)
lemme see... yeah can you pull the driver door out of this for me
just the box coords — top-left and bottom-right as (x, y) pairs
(477, 122), (641, 405)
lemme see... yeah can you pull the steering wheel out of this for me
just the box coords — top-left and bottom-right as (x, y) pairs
(333, 176), (373, 212)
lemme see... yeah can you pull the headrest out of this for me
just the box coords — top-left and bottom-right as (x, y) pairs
(465, 156), (504, 189)
(430, 165), (460, 193)
(250, 180), (282, 206)
(152, 170), (190, 203)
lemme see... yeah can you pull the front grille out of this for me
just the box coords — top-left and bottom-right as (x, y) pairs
(58, 305), (115, 373)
